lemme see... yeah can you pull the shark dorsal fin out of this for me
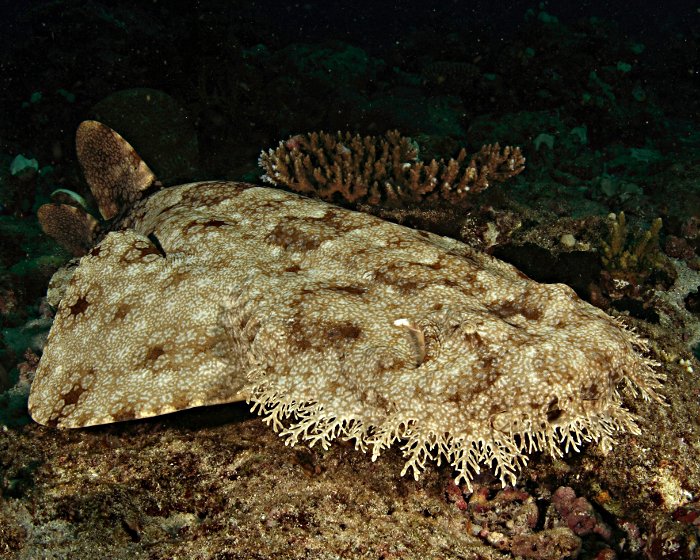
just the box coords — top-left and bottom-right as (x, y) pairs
(76, 120), (158, 220)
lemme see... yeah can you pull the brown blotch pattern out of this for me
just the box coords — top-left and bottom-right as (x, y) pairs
(61, 383), (86, 406)
(488, 299), (543, 322)
(183, 218), (233, 235)
(145, 345), (166, 362)
(68, 295), (90, 316)
(324, 322), (362, 344)
(325, 285), (368, 296)
(111, 406), (137, 423)
(265, 221), (326, 252)
(113, 303), (131, 321)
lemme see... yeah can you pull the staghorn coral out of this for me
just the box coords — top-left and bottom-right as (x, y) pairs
(259, 130), (525, 207)
(29, 121), (663, 491)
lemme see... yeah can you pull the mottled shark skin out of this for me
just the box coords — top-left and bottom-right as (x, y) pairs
(30, 121), (664, 489)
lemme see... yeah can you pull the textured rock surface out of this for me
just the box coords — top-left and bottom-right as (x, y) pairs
(1, 411), (511, 560)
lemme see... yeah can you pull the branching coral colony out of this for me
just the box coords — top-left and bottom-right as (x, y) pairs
(259, 130), (525, 207)
(601, 211), (663, 272)
(32, 121), (664, 490)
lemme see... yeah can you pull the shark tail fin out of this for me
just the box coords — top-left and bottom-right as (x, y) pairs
(37, 203), (100, 256)
(76, 120), (159, 220)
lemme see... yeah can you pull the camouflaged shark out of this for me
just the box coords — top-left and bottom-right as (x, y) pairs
(30, 121), (663, 488)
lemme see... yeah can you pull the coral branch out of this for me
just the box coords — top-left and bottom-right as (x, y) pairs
(259, 130), (525, 207)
